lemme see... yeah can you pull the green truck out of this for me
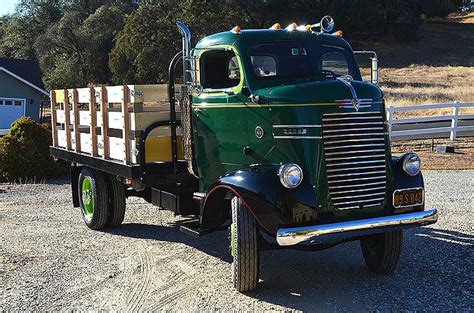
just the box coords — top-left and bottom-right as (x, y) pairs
(50, 17), (438, 292)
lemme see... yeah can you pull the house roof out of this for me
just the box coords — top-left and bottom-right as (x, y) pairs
(0, 58), (48, 95)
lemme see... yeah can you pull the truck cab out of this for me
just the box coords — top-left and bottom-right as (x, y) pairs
(50, 17), (438, 293)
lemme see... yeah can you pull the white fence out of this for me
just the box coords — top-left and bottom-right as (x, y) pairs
(387, 102), (474, 141)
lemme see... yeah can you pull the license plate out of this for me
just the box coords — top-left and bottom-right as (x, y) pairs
(393, 188), (424, 208)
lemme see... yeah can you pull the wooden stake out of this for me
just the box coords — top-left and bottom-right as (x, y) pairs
(72, 89), (81, 152)
(50, 90), (58, 147)
(101, 86), (109, 159)
(64, 89), (72, 150)
(89, 87), (98, 156)
(122, 85), (131, 164)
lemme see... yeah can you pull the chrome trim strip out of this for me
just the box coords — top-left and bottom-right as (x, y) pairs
(324, 138), (385, 145)
(334, 197), (385, 206)
(325, 149), (385, 156)
(326, 160), (386, 167)
(332, 191), (386, 201)
(331, 186), (386, 195)
(273, 124), (321, 128)
(323, 133), (385, 139)
(322, 122), (384, 127)
(328, 175), (386, 184)
(336, 105), (372, 109)
(324, 143), (385, 150)
(327, 170), (387, 179)
(329, 181), (386, 190)
(325, 154), (386, 161)
(323, 111), (380, 116)
(338, 202), (382, 210)
(323, 127), (383, 134)
(276, 209), (439, 246)
(327, 165), (386, 173)
(323, 116), (382, 121)
(273, 136), (322, 139)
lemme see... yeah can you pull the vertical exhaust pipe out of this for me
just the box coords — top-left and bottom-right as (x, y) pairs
(175, 21), (197, 176)
(176, 21), (192, 85)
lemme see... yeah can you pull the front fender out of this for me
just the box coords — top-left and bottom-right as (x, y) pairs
(390, 156), (425, 210)
(200, 165), (318, 235)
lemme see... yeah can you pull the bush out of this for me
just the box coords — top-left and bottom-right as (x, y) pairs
(0, 117), (67, 182)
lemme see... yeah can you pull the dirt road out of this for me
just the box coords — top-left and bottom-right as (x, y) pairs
(1, 171), (473, 311)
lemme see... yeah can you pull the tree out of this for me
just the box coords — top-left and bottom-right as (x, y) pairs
(109, 0), (241, 84)
(35, 4), (130, 89)
(0, 0), (64, 59)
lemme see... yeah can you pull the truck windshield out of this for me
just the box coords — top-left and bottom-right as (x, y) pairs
(248, 42), (353, 79)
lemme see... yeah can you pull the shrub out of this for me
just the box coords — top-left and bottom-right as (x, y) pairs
(0, 117), (67, 182)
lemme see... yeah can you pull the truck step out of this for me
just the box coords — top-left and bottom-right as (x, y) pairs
(179, 220), (209, 238)
(180, 220), (231, 238)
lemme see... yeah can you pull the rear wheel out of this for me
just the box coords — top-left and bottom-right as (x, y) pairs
(106, 175), (126, 227)
(230, 196), (259, 292)
(78, 168), (109, 230)
(360, 230), (403, 274)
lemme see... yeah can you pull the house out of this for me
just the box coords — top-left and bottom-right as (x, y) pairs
(0, 58), (48, 135)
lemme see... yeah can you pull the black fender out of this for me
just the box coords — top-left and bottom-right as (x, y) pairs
(390, 156), (425, 209)
(200, 165), (318, 235)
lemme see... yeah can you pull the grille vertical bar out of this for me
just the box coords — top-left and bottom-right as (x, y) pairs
(322, 111), (387, 210)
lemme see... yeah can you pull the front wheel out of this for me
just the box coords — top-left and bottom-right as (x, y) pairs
(360, 230), (403, 274)
(230, 196), (259, 292)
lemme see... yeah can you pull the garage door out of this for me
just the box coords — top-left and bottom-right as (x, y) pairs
(0, 98), (26, 129)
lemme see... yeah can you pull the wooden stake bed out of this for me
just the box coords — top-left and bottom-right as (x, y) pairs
(50, 84), (183, 165)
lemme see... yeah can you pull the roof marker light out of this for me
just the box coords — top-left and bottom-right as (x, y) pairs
(270, 23), (281, 30)
(296, 25), (308, 31)
(286, 22), (298, 31)
(231, 26), (241, 34)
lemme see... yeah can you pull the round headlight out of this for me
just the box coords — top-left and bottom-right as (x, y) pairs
(402, 153), (421, 176)
(278, 163), (303, 189)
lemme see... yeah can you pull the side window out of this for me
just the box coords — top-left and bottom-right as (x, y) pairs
(200, 50), (241, 89)
(251, 56), (277, 77)
(321, 52), (349, 76)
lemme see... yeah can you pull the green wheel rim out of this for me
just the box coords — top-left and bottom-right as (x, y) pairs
(81, 177), (94, 219)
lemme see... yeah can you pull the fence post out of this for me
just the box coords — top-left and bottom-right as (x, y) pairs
(450, 102), (460, 141)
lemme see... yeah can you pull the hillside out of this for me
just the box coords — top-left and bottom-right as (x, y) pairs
(353, 12), (474, 113)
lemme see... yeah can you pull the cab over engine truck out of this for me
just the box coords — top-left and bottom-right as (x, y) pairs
(50, 17), (438, 292)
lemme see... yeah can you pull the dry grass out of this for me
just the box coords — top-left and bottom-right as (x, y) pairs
(356, 12), (474, 117)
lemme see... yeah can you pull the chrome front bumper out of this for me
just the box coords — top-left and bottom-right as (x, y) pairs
(276, 209), (439, 246)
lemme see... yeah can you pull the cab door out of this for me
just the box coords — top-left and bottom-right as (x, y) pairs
(191, 47), (250, 188)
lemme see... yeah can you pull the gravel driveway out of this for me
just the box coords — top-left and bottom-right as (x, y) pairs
(1, 171), (473, 311)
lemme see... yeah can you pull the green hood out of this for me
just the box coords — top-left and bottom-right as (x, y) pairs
(256, 80), (383, 104)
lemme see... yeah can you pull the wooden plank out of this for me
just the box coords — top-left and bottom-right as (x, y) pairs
(106, 86), (124, 103)
(122, 85), (131, 164)
(64, 89), (72, 150)
(89, 87), (98, 156)
(72, 89), (81, 152)
(55, 89), (65, 104)
(101, 86), (109, 159)
(50, 91), (58, 147)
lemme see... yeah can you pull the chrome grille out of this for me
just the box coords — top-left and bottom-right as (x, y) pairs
(322, 111), (387, 210)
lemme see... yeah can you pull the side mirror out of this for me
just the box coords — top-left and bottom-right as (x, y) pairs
(353, 50), (378, 85)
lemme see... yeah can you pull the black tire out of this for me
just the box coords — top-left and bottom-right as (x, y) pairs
(106, 175), (126, 227)
(230, 196), (259, 292)
(78, 167), (109, 230)
(360, 230), (403, 274)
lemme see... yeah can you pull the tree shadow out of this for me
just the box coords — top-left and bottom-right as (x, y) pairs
(107, 224), (473, 310)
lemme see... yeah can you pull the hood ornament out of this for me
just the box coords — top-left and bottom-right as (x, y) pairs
(336, 76), (359, 111)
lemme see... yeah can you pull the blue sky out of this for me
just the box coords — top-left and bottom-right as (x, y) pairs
(0, 0), (19, 16)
